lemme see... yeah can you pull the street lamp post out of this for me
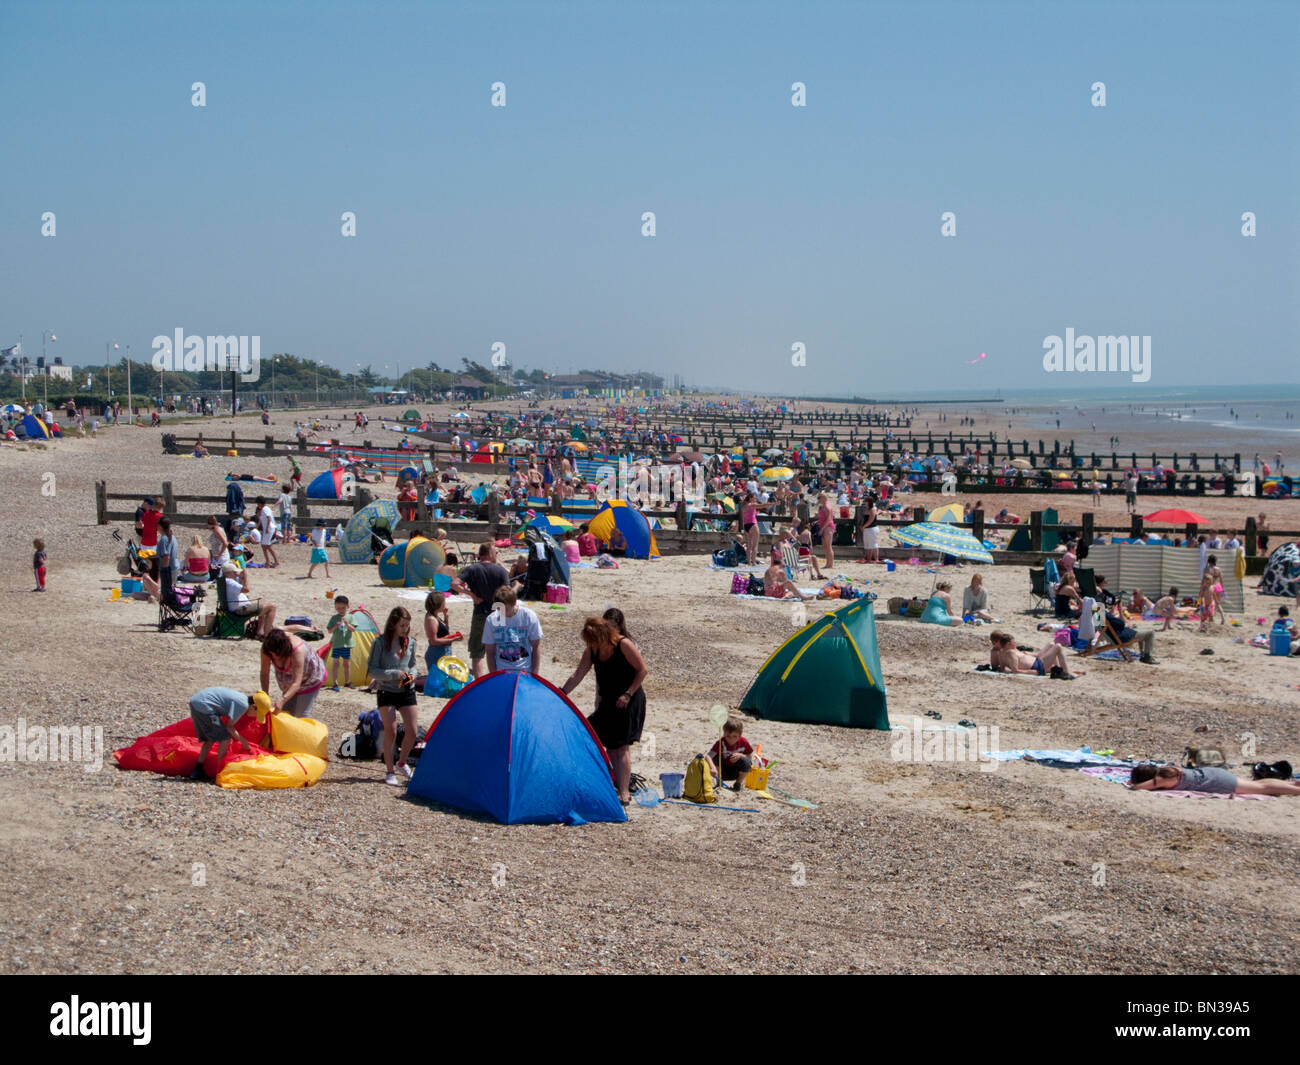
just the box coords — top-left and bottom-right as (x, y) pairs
(105, 341), (118, 401)
(126, 345), (133, 417)
(271, 356), (276, 410)
(42, 331), (56, 408)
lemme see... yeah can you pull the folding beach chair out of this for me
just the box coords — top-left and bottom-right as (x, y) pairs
(1074, 566), (1098, 599)
(1078, 612), (1140, 662)
(781, 542), (809, 581)
(1028, 568), (1051, 615)
(157, 566), (202, 633)
(212, 572), (259, 639)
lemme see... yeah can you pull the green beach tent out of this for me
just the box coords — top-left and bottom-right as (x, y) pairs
(739, 601), (888, 729)
(401, 408), (421, 422)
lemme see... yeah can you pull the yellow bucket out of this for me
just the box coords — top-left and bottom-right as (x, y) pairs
(744, 764), (771, 790)
(110, 587), (121, 600)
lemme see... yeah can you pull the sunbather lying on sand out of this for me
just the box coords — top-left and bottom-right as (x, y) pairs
(988, 631), (1082, 679)
(1129, 763), (1300, 796)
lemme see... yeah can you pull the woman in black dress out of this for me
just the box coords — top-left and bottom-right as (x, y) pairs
(562, 616), (648, 804)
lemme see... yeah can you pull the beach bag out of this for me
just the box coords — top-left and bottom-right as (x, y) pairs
(730, 573), (749, 595)
(1250, 760), (1293, 781)
(338, 710), (383, 760)
(683, 755), (716, 804)
(545, 583), (570, 604)
(906, 598), (925, 618)
(713, 547), (738, 568)
(1183, 747), (1226, 769)
(746, 575), (765, 597)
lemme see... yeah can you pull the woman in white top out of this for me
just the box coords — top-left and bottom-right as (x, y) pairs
(962, 573), (996, 622)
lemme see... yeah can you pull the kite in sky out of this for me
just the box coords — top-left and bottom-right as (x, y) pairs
(966, 352), (987, 365)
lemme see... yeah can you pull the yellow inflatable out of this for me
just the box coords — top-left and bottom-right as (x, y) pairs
(216, 752), (327, 790)
(269, 713), (329, 759)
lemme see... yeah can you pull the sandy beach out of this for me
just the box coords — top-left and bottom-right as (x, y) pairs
(2, 399), (1298, 975)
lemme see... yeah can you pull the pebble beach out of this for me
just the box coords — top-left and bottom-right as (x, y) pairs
(1, 398), (1297, 975)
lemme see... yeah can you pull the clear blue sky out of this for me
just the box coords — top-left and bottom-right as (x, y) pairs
(2, 0), (1297, 394)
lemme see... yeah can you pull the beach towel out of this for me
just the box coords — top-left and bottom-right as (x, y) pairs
(732, 589), (818, 601)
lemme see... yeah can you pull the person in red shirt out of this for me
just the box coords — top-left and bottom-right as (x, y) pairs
(140, 498), (164, 549)
(707, 717), (756, 793)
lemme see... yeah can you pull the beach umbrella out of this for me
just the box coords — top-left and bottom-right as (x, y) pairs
(1143, 508), (1207, 525)
(762, 447), (784, 458)
(762, 466), (795, 481)
(1010, 458), (1032, 470)
(1, 403), (24, 415)
(507, 438), (532, 448)
(681, 450), (705, 462)
(890, 522), (994, 564)
(515, 514), (576, 538)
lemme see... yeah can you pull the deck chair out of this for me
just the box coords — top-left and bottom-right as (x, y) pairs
(1078, 611), (1140, 662)
(212, 572), (258, 639)
(1028, 568), (1051, 615)
(158, 566), (202, 633)
(781, 542), (809, 581)
(1074, 566), (1098, 599)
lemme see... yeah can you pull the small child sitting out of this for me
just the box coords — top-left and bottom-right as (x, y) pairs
(707, 717), (756, 793)
(1273, 606), (1294, 633)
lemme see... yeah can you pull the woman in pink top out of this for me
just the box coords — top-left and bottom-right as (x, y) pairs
(259, 628), (327, 718)
(741, 493), (760, 567)
(817, 493), (835, 569)
(562, 531), (582, 564)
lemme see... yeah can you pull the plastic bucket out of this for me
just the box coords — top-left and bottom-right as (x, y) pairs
(1269, 629), (1291, 656)
(660, 772), (685, 798)
(744, 764), (771, 790)
(886, 561), (896, 572)
(121, 578), (142, 594)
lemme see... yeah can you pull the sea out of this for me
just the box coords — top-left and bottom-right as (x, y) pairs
(875, 385), (1300, 461)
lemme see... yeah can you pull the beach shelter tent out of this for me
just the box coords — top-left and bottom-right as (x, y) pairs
(1041, 507), (1061, 551)
(313, 606), (380, 686)
(407, 672), (626, 825)
(928, 502), (965, 524)
(587, 500), (660, 558)
(19, 414), (55, 439)
(1260, 541), (1300, 598)
(1086, 544), (1245, 613)
(339, 499), (400, 563)
(307, 467), (355, 500)
(378, 535), (447, 587)
(740, 601), (888, 729)
(401, 409), (421, 422)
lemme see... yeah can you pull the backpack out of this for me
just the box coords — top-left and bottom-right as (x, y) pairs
(683, 755), (716, 804)
(338, 709), (384, 760)
(746, 575), (766, 597)
(1183, 747), (1226, 768)
(713, 547), (738, 568)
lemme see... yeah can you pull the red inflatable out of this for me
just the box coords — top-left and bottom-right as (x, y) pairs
(113, 713), (271, 778)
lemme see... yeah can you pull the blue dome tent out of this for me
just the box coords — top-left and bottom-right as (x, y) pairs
(407, 672), (626, 825)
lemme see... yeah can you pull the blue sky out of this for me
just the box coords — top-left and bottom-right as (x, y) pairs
(2, 0), (1297, 394)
